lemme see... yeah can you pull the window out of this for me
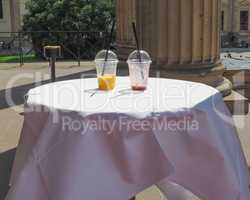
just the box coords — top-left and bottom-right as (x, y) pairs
(0, 0), (3, 19)
(240, 11), (249, 31)
(221, 11), (224, 31)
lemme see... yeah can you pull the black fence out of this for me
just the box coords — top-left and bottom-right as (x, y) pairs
(0, 31), (112, 66)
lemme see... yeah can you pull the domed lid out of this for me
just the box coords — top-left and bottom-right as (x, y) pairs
(95, 50), (118, 62)
(127, 50), (152, 63)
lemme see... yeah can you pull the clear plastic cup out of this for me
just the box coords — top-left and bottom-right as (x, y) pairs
(95, 50), (118, 90)
(127, 50), (152, 91)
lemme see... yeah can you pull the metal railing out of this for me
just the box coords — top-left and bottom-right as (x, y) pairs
(0, 31), (113, 66)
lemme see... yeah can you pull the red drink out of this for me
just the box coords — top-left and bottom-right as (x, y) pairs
(132, 85), (146, 91)
(128, 51), (152, 91)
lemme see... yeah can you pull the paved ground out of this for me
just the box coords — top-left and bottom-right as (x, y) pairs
(0, 61), (249, 200)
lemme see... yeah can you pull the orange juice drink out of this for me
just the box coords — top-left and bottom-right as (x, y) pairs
(98, 75), (116, 90)
(95, 50), (118, 90)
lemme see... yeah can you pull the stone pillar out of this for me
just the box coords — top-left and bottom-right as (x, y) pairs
(9, 0), (21, 32)
(232, 0), (240, 33)
(116, 0), (136, 57)
(229, 0), (234, 32)
(116, 0), (232, 96)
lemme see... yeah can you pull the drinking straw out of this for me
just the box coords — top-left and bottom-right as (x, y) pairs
(90, 21), (115, 97)
(101, 20), (116, 76)
(132, 22), (144, 79)
(132, 22), (142, 62)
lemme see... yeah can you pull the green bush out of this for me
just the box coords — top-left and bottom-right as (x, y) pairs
(23, 0), (116, 59)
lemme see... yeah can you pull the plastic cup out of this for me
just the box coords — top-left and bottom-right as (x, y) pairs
(127, 50), (152, 91)
(95, 50), (118, 91)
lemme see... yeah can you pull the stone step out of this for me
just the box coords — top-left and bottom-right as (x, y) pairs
(224, 90), (249, 115)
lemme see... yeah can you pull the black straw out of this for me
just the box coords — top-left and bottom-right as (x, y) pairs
(102, 20), (116, 76)
(132, 22), (142, 62)
(132, 22), (144, 80)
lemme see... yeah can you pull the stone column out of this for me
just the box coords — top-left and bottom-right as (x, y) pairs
(116, 0), (136, 58)
(9, 0), (21, 32)
(229, 0), (235, 32)
(116, 0), (232, 96)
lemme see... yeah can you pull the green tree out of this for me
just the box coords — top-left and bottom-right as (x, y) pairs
(23, 0), (116, 59)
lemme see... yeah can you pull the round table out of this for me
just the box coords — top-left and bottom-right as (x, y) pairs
(7, 77), (250, 200)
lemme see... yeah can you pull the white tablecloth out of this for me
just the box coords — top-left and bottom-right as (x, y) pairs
(6, 77), (250, 200)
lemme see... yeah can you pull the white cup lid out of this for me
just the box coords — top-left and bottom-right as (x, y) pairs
(95, 50), (118, 62)
(127, 50), (152, 63)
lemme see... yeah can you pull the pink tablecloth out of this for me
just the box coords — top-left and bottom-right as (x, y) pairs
(6, 77), (250, 200)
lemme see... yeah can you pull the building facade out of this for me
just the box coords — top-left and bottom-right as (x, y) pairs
(0, 0), (27, 36)
(222, 0), (250, 45)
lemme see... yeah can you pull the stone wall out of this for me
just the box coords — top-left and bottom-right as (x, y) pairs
(0, 0), (27, 37)
(0, 0), (12, 37)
